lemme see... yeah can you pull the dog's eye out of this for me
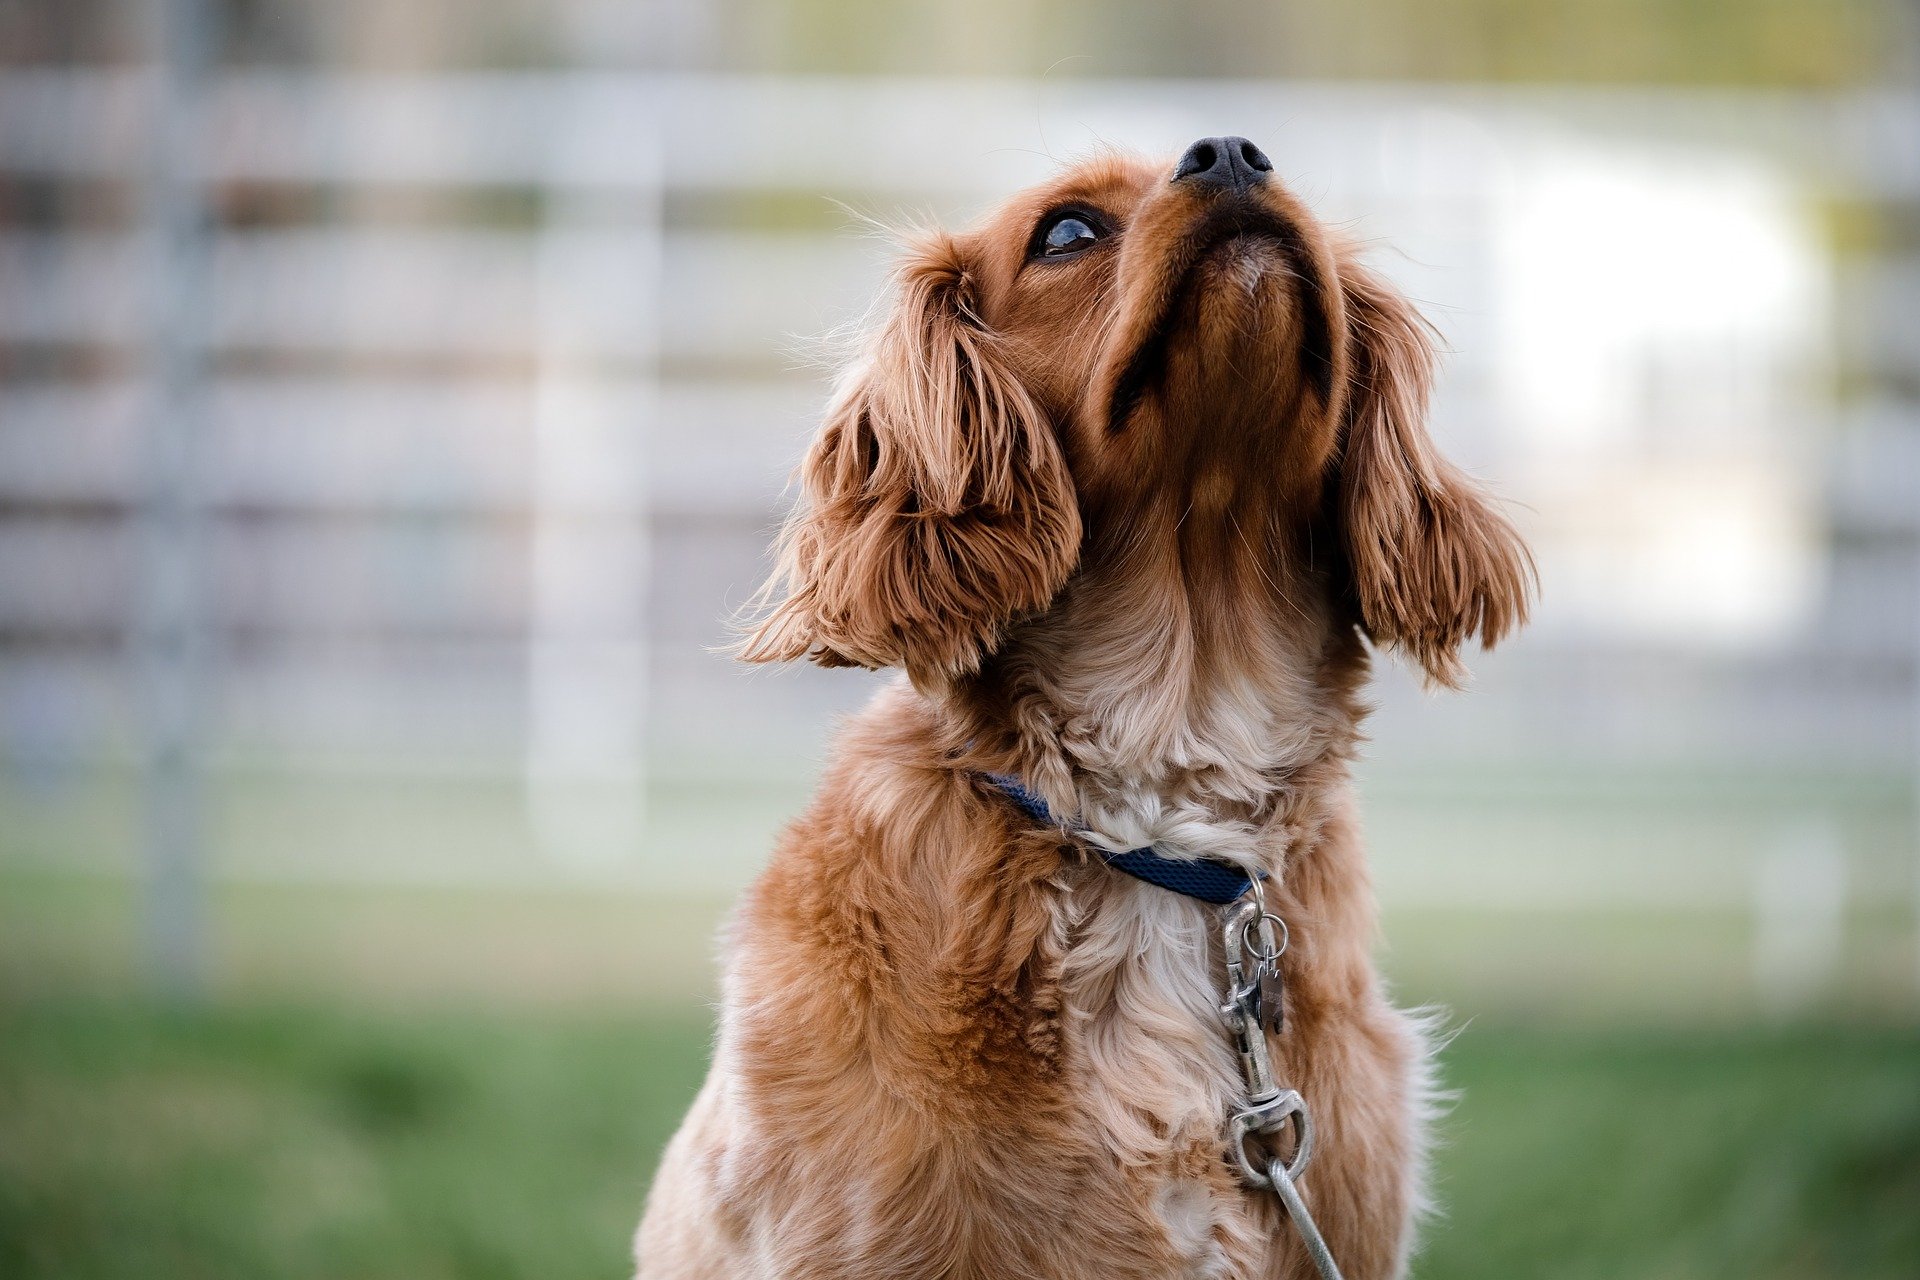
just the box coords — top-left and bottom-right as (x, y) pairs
(1034, 212), (1103, 259)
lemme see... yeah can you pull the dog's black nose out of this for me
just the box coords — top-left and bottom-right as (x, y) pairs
(1172, 136), (1273, 192)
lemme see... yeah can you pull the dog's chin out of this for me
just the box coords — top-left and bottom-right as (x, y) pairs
(1106, 234), (1303, 432)
(1192, 232), (1292, 296)
(1181, 234), (1296, 337)
(1121, 239), (1297, 429)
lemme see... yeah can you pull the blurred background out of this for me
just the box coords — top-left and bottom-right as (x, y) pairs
(2, 1), (1917, 1277)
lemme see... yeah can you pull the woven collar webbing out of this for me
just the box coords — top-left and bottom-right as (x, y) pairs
(982, 773), (1258, 906)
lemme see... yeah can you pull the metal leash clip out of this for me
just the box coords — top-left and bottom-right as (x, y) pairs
(1219, 885), (1347, 1280)
(1219, 885), (1288, 1098)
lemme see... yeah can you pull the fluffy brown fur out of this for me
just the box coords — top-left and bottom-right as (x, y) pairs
(637, 145), (1533, 1280)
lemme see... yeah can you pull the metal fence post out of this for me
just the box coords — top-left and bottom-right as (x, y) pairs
(137, 0), (216, 998)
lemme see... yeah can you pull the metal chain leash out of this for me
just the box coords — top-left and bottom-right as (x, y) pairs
(1219, 881), (1347, 1280)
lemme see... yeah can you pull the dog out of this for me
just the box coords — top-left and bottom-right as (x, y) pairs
(635, 136), (1532, 1280)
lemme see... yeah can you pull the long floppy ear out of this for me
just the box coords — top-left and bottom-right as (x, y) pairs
(738, 233), (1080, 683)
(1336, 256), (1534, 688)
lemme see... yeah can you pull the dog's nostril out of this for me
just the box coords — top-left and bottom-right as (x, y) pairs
(1174, 142), (1218, 182)
(1239, 140), (1272, 172)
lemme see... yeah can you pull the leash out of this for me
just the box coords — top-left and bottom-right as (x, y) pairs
(981, 775), (1347, 1280)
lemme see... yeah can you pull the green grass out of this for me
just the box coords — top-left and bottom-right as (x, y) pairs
(0, 1000), (711, 1280)
(1419, 1027), (1920, 1280)
(1, 999), (1915, 1280)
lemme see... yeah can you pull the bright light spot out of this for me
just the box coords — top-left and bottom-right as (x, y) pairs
(1492, 136), (1828, 646)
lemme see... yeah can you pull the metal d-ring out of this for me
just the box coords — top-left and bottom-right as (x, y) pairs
(1229, 1088), (1315, 1189)
(1241, 911), (1289, 967)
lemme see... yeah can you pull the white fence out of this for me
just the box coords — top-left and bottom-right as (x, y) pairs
(1, 72), (1916, 990)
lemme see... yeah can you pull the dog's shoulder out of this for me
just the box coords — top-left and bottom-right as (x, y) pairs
(726, 680), (1075, 1121)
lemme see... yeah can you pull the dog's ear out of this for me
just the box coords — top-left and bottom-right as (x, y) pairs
(1334, 255), (1534, 688)
(739, 233), (1080, 683)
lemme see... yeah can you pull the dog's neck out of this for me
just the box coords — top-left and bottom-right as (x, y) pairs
(951, 502), (1368, 873)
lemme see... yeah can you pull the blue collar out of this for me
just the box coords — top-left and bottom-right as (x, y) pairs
(982, 773), (1259, 906)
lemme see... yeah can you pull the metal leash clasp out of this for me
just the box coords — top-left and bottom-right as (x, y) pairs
(1220, 881), (1289, 1101)
(1219, 882), (1346, 1280)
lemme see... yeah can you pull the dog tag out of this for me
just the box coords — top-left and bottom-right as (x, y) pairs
(1259, 964), (1286, 1035)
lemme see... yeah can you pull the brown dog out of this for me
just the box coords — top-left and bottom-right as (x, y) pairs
(635, 138), (1531, 1280)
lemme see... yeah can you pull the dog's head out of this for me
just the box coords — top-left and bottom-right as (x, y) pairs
(742, 139), (1531, 689)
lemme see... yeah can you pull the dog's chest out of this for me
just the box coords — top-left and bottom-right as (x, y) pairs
(1055, 881), (1255, 1264)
